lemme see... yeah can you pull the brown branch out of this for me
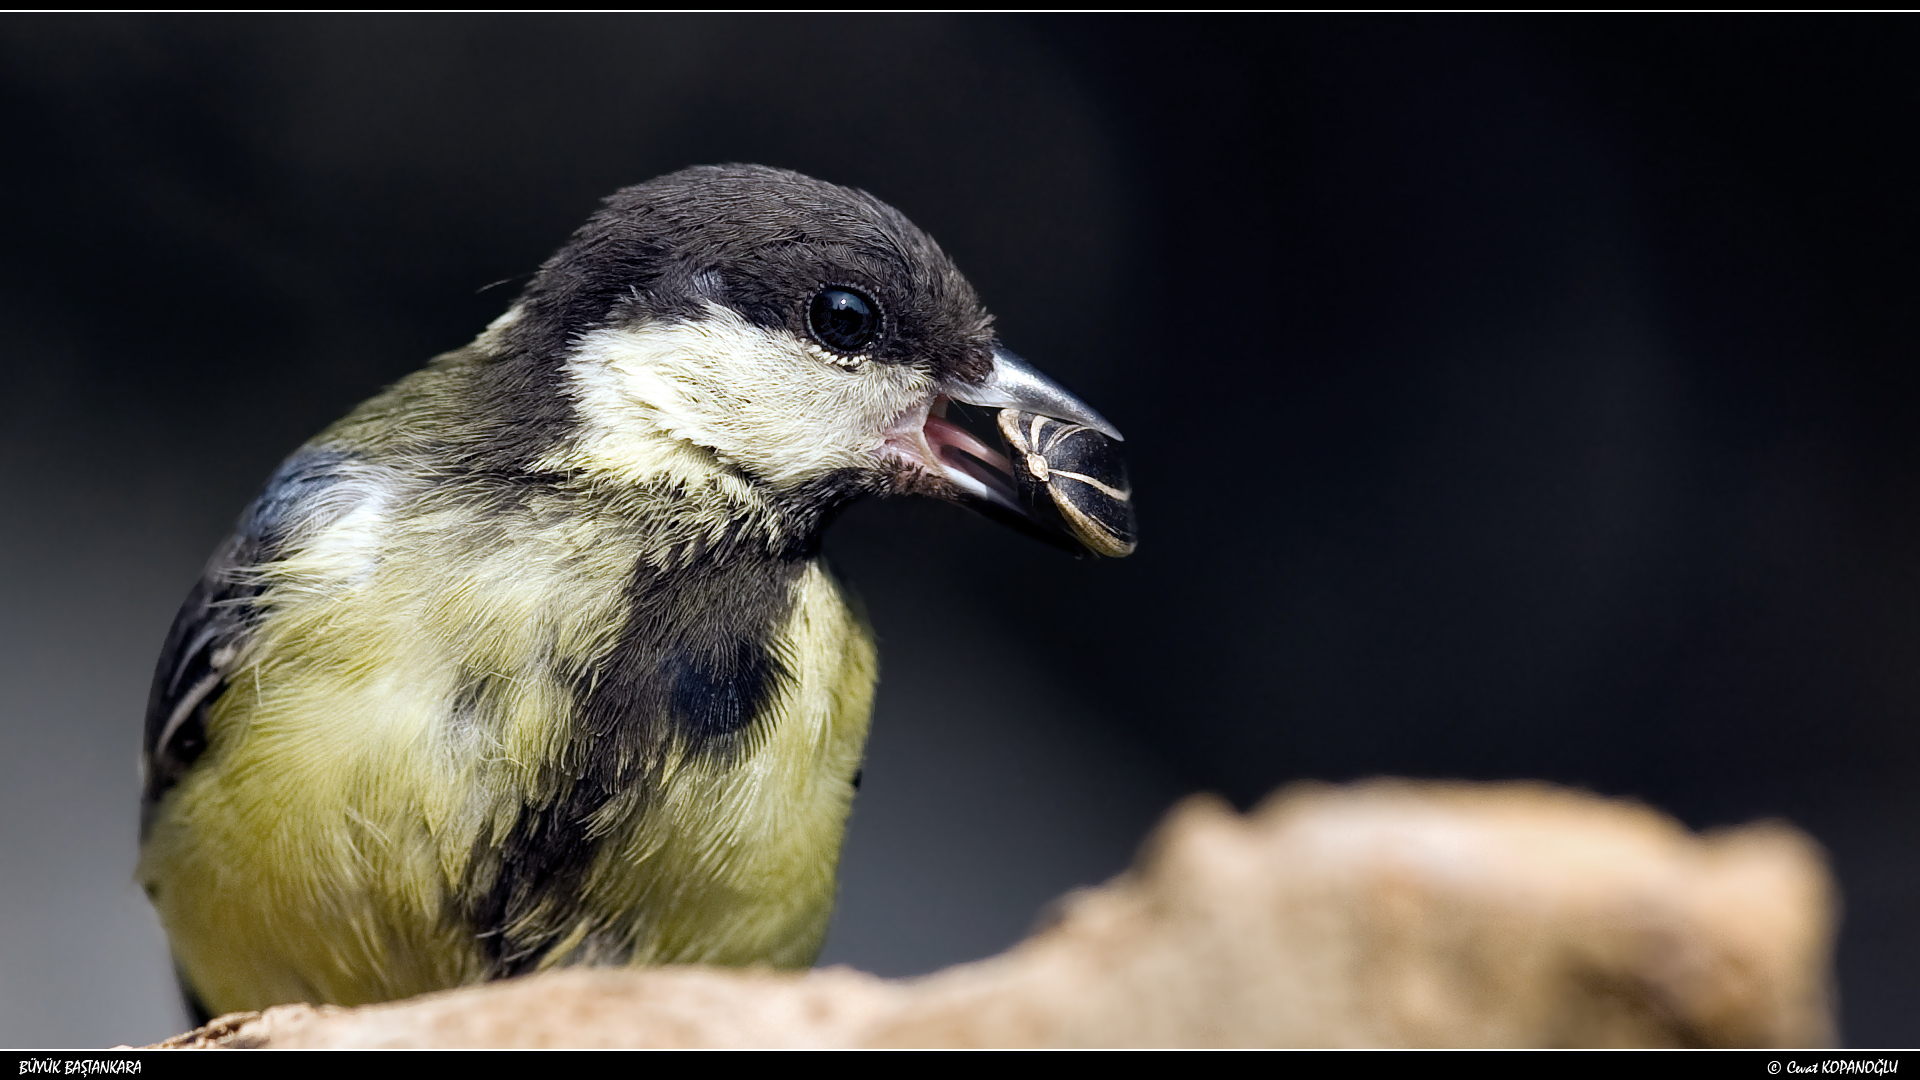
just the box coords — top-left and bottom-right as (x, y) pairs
(150, 780), (1835, 1048)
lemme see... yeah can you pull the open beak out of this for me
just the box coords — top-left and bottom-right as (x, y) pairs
(917, 345), (1136, 558)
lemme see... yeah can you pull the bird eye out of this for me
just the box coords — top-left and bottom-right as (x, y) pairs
(808, 288), (881, 354)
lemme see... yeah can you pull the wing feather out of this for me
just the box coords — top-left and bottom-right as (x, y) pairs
(139, 448), (361, 834)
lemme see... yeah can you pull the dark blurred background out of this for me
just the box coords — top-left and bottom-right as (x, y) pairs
(2, 15), (1914, 1046)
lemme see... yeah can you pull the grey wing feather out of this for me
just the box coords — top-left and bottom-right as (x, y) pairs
(140, 448), (360, 836)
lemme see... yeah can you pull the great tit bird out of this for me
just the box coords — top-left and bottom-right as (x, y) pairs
(137, 164), (1134, 1019)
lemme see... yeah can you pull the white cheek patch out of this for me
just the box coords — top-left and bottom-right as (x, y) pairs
(557, 305), (935, 489)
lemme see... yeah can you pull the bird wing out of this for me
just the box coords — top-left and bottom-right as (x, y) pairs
(140, 447), (364, 835)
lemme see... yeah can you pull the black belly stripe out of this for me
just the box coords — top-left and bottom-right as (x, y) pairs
(667, 636), (789, 742)
(464, 544), (802, 974)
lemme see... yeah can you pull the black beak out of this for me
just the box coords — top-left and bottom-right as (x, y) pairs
(929, 345), (1136, 558)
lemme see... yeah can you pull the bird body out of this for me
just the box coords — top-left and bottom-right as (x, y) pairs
(138, 166), (1130, 1016)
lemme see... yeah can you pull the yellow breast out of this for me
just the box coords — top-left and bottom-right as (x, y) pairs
(138, 513), (875, 1014)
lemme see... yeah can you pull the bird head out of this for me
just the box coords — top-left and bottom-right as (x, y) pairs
(489, 164), (1133, 557)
